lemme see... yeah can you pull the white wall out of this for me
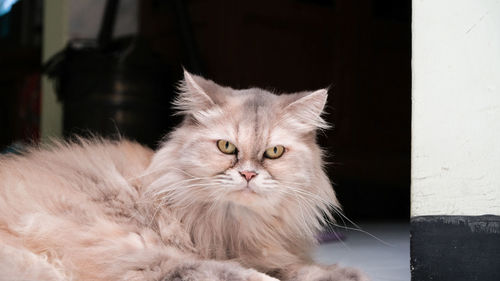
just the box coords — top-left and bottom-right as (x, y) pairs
(412, 0), (500, 216)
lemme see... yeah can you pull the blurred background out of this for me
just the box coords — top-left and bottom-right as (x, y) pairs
(0, 0), (410, 222)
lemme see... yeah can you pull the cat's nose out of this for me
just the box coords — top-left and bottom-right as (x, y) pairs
(239, 171), (257, 182)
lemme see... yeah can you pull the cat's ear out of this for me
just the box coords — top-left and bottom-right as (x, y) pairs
(173, 70), (218, 116)
(282, 89), (330, 132)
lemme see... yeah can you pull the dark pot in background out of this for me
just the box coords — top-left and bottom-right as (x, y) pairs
(45, 37), (177, 148)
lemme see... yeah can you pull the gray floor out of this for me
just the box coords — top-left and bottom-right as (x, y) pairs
(314, 223), (410, 281)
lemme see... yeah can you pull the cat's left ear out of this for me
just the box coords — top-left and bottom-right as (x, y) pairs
(282, 89), (330, 132)
(173, 70), (219, 116)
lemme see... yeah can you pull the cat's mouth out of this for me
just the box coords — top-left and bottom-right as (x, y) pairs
(239, 185), (257, 194)
(232, 183), (257, 194)
(228, 184), (260, 203)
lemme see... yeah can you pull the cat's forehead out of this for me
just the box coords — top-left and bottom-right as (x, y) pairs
(215, 89), (291, 148)
(226, 90), (281, 126)
(228, 88), (280, 107)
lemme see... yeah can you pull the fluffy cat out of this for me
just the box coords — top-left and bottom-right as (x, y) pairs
(0, 71), (368, 281)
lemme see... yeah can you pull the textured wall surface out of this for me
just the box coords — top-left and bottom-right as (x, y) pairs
(412, 0), (500, 216)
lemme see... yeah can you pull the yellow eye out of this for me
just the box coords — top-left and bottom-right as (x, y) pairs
(264, 145), (285, 159)
(217, 140), (237, 154)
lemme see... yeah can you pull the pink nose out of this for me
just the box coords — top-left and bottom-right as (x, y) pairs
(239, 171), (257, 182)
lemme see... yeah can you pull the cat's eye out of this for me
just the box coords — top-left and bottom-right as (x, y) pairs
(217, 140), (237, 154)
(264, 145), (285, 159)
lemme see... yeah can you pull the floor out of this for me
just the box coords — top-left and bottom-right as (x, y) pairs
(314, 222), (410, 281)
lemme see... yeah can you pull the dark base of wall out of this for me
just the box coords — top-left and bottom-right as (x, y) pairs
(411, 215), (500, 281)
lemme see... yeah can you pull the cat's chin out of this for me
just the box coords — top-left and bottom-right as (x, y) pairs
(227, 187), (263, 207)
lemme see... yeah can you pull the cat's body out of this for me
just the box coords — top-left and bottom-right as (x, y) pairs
(0, 72), (368, 281)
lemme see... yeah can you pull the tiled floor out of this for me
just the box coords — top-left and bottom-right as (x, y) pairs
(314, 222), (410, 281)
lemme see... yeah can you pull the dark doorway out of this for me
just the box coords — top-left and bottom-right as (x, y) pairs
(140, 0), (411, 221)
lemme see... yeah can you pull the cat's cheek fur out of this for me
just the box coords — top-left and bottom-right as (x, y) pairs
(264, 153), (313, 189)
(179, 138), (235, 177)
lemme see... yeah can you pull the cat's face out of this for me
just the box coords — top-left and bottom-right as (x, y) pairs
(155, 71), (334, 213)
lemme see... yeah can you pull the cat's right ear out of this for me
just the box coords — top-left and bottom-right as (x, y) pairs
(281, 89), (330, 133)
(173, 70), (217, 117)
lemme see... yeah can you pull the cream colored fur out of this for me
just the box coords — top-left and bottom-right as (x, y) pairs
(0, 72), (368, 281)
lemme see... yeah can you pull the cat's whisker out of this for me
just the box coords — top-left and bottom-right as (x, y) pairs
(157, 181), (234, 207)
(270, 188), (323, 237)
(152, 179), (223, 196)
(146, 169), (230, 193)
(163, 167), (205, 179)
(275, 190), (311, 233)
(206, 190), (230, 214)
(278, 182), (392, 246)
(328, 223), (394, 247)
(281, 183), (337, 207)
(273, 190), (352, 248)
(130, 164), (197, 181)
(128, 167), (166, 180)
(272, 182), (342, 223)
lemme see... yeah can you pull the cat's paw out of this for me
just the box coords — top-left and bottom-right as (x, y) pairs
(247, 271), (280, 281)
(321, 264), (369, 281)
(164, 260), (280, 281)
(223, 268), (279, 281)
(290, 264), (369, 281)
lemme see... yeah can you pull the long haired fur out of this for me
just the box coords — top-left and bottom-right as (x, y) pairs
(0, 72), (367, 281)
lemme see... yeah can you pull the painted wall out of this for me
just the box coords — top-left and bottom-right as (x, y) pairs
(41, 0), (67, 139)
(412, 0), (500, 216)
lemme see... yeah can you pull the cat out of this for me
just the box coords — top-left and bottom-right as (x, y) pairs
(0, 71), (368, 281)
